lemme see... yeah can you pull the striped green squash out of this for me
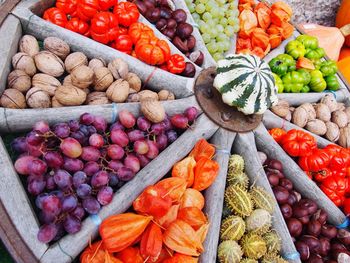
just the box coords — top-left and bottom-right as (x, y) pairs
(213, 54), (278, 115)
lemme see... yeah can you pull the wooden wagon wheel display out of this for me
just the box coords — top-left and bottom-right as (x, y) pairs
(0, 0), (350, 263)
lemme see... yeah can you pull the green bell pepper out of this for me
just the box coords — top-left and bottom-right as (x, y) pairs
(311, 58), (322, 70)
(325, 75), (340, 91)
(273, 73), (284, 93)
(282, 71), (305, 93)
(301, 85), (310, 93)
(285, 40), (306, 59)
(309, 70), (327, 92)
(320, 61), (338, 77)
(269, 54), (296, 76)
(296, 35), (319, 50)
(297, 69), (311, 85)
(305, 48), (326, 60)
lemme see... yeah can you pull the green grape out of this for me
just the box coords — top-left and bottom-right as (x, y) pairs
(233, 24), (240, 33)
(217, 24), (224, 33)
(207, 19), (216, 27)
(222, 39), (231, 51)
(188, 3), (196, 13)
(224, 25), (234, 36)
(198, 20), (206, 28)
(228, 16), (237, 26)
(202, 33), (211, 43)
(220, 17), (228, 26)
(213, 52), (224, 61)
(209, 28), (218, 38)
(185, 0), (192, 5)
(200, 0), (209, 3)
(202, 12), (212, 22)
(200, 23), (210, 34)
(205, 1), (216, 12)
(217, 32), (228, 42)
(217, 42), (225, 53)
(207, 41), (218, 53)
(211, 6), (220, 17)
(218, 0), (226, 6)
(195, 3), (206, 14)
(192, 12), (201, 21)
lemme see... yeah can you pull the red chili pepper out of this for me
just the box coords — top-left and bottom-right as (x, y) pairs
(167, 54), (186, 74)
(43, 7), (68, 28)
(65, 17), (90, 37)
(56, 0), (77, 16)
(281, 129), (317, 157)
(298, 148), (330, 172)
(320, 175), (348, 207)
(98, 0), (118, 11)
(90, 12), (119, 44)
(114, 2), (140, 27)
(112, 34), (133, 54)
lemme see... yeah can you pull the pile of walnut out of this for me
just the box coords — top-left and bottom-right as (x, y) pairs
(0, 35), (175, 109)
(271, 94), (350, 148)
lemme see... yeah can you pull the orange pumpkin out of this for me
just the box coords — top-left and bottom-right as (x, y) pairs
(269, 128), (286, 143)
(99, 213), (152, 253)
(339, 47), (350, 61)
(80, 241), (122, 263)
(135, 37), (171, 65)
(336, 0), (350, 47)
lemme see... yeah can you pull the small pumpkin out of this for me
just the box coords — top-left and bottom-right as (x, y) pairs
(213, 54), (278, 115)
(135, 37), (171, 65)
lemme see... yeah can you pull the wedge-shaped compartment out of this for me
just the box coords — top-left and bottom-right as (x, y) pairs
(12, 0), (196, 97)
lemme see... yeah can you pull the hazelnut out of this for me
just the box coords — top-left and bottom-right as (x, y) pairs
(158, 89), (175, 100)
(12, 52), (37, 76)
(0, 89), (26, 109)
(89, 58), (106, 71)
(108, 58), (129, 79)
(55, 85), (87, 106)
(19, 35), (39, 57)
(125, 72), (141, 92)
(138, 90), (159, 101)
(32, 73), (61, 96)
(7, 70), (31, 93)
(140, 99), (166, 123)
(71, 65), (94, 89)
(44, 37), (70, 60)
(52, 96), (63, 107)
(86, 92), (110, 105)
(93, 67), (114, 91)
(106, 79), (130, 103)
(26, 87), (51, 108)
(65, 52), (88, 73)
(34, 51), (65, 77)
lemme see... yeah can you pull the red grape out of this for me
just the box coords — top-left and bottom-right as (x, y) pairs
(127, 129), (145, 142)
(146, 140), (159, 159)
(83, 161), (100, 176)
(60, 138), (82, 158)
(73, 171), (87, 188)
(110, 129), (129, 147)
(124, 154), (141, 173)
(79, 125), (90, 136)
(170, 114), (188, 129)
(134, 140), (149, 155)
(63, 214), (81, 234)
(62, 195), (78, 212)
(70, 131), (86, 145)
(46, 175), (56, 190)
(28, 178), (46, 196)
(162, 117), (173, 131)
(68, 119), (80, 132)
(81, 146), (101, 162)
(28, 159), (47, 177)
(91, 171), (109, 188)
(33, 121), (50, 133)
(72, 206), (85, 220)
(118, 110), (136, 128)
(50, 190), (64, 201)
(77, 183), (92, 199)
(89, 133), (104, 148)
(151, 123), (165, 135)
(117, 167), (135, 181)
(37, 224), (58, 243)
(109, 172), (119, 186)
(108, 160), (123, 172)
(27, 143), (44, 157)
(63, 157), (84, 173)
(107, 144), (125, 160)
(80, 113), (95, 125)
(93, 116), (107, 132)
(39, 211), (55, 224)
(137, 116), (151, 131)
(82, 197), (101, 214)
(54, 123), (70, 138)
(42, 195), (62, 216)
(11, 137), (28, 153)
(136, 153), (150, 168)
(156, 133), (168, 150)
(44, 151), (64, 168)
(26, 130), (44, 146)
(185, 107), (198, 122)
(97, 186), (113, 205)
(14, 155), (36, 175)
(110, 121), (125, 131)
(53, 169), (73, 190)
(36, 193), (48, 209)
(166, 130), (178, 143)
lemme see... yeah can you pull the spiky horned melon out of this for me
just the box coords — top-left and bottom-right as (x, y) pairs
(249, 186), (275, 214)
(246, 209), (272, 235)
(217, 240), (243, 263)
(227, 171), (249, 190)
(224, 185), (253, 217)
(263, 230), (281, 254)
(228, 154), (245, 175)
(240, 259), (258, 263)
(241, 233), (267, 259)
(220, 215), (246, 241)
(261, 253), (288, 263)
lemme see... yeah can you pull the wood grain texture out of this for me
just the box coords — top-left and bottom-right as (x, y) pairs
(200, 129), (236, 263)
(40, 114), (219, 263)
(233, 132), (300, 263)
(254, 124), (346, 226)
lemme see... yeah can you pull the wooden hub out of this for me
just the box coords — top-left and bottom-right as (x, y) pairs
(194, 67), (263, 133)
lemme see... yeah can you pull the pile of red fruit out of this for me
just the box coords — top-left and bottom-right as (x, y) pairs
(265, 158), (350, 262)
(12, 107), (197, 243)
(43, 0), (195, 76)
(133, 0), (204, 67)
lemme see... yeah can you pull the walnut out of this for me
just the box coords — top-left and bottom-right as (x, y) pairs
(12, 52), (37, 76)
(93, 67), (114, 91)
(158, 89), (175, 101)
(26, 87), (51, 108)
(0, 89), (26, 109)
(71, 65), (94, 89)
(32, 73), (61, 96)
(86, 92), (110, 105)
(65, 52), (88, 73)
(55, 85), (87, 106)
(19, 35), (39, 57)
(88, 58), (106, 70)
(106, 79), (129, 103)
(140, 99), (165, 123)
(125, 72), (141, 92)
(7, 70), (31, 93)
(44, 37), (70, 60)
(108, 58), (129, 79)
(34, 51), (65, 77)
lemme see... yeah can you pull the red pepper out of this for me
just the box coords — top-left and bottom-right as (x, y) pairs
(112, 34), (133, 54)
(56, 0), (77, 16)
(281, 129), (317, 157)
(43, 7), (68, 28)
(65, 17), (90, 37)
(98, 0), (118, 11)
(298, 148), (330, 172)
(90, 12), (119, 44)
(320, 175), (348, 207)
(76, 0), (100, 21)
(114, 2), (140, 27)
(167, 54), (186, 74)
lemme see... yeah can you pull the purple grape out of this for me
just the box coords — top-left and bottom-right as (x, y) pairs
(33, 121), (50, 133)
(81, 146), (101, 162)
(39, 210), (55, 224)
(37, 224), (58, 243)
(118, 110), (136, 128)
(79, 125), (90, 136)
(151, 123), (165, 135)
(146, 140), (159, 159)
(137, 116), (151, 131)
(27, 143), (43, 157)
(28, 159), (47, 177)
(50, 190), (64, 201)
(117, 167), (135, 181)
(156, 133), (168, 150)
(110, 129), (129, 147)
(162, 117), (173, 131)
(68, 119), (80, 132)
(80, 113), (95, 125)
(44, 152), (64, 168)
(110, 121), (125, 131)
(53, 123), (70, 138)
(28, 178), (46, 196)
(97, 186), (113, 205)
(42, 195), (61, 216)
(107, 144), (125, 160)
(93, 116), (107, 132)
(35, 193), (49, 209)
(166, 130), (178, 143)
(46, 175), (56, 190)
(87, 125), (97, 136)
(62, 195), (78, 212)
(73, 171), (87, 188)
(53, 169), (73, 190)
(108, 160), (123, 172)
(71, 131), (86, 145)
(91, 171), (109, 188)
(27, 174), (44, 184)
(72, 205), (85, 220)
(170, 114), (188, 129)
(124, 154), (140, 173)
(11, 137), (28, 153)
(83, 161), (100, 176)
(63, 157), (84, 173)
(109, 172), (119, 186)
(26, 130), (43, 146)
(77, 184), (92, 199)
(134, 140), (149, 155)
(82, 197), (101, 214)
(127, 130), (145, 142)
(52, 223), (65, 241)
(136, 153), (150, 168)
(64, 214), (81, 234)
(185, 107), (198, 122)
(89, 133), (104, 148)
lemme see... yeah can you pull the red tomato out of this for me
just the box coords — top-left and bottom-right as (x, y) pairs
(76, 0), (100, 21)
(269, 128), (286, 144)
(114, 2), (140, 27)
(281, 129), (317, 157)
(99, 0), (118, 11)
(43, 7), (68, 28)
(320, 175), (348, 207)
(90, 12), (119, 44)
(298, 148), (330, 172)
(65, 17), (90, 37)
(113, 34), (133, 53)
(56, 0), (77, 16)
(329, 149), (350, 171)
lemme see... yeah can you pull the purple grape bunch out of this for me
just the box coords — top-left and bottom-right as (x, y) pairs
(11, 107), (198, 243)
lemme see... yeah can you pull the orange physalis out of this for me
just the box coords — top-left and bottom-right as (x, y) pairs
(140, 222), (163, 262)
(80, 241), (121, 263)
(154, 248), (172, 263)
(267, 24), (283, 35)
(116, 246), (144, 263)
(177, 207), (208, 230)
(254, 2), (271, 29)
(269, 128), (287, 144)
(196, 223), (210, 243)
(155, 177), (187, 203)
(157, 204), (180, 228)
(271, 1), (293, 17)
(192, 158), (219, 191)
(99, 213), (152, 253)
(163, 253), (199, 263)
(180, 188), (205, 210)
(281, 22), (294, 39)
(251, 28), (270, 50)
(237, 38), (252, 51)
(270, 6), (291, 27)
(133, 185), (172, 217)
(189, 139), (215, 161)
(172, 156), (196, 187)
(269, 34), (282, 49)
(239, 8), (258, 33)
